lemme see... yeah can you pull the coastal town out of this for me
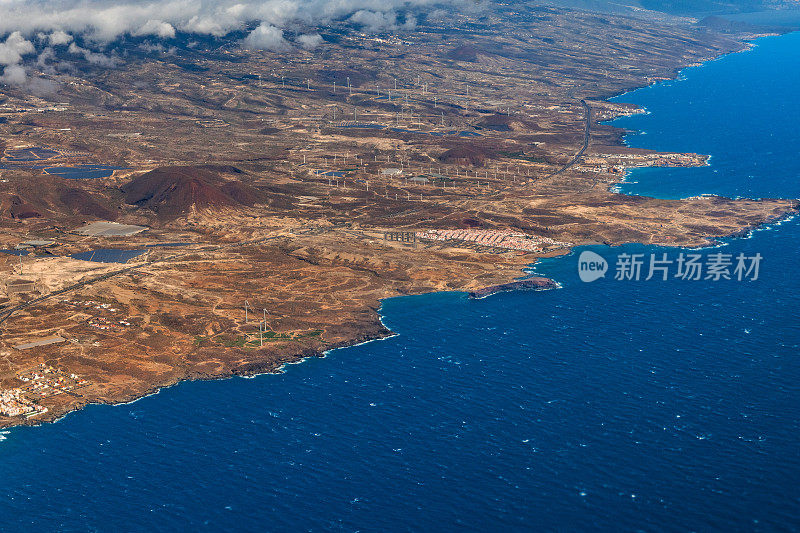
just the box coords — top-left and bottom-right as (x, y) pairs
(417, 229), (572, 253)
(0, 364), (87, 418)
(0, 0), (797, 431)
(0, 0), (798, 528)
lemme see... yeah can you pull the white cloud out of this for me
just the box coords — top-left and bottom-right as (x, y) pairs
(0, 0), (450, 90)
(0, 64), (27, 85)
(0, 32), (35, 66)
(48, 30), (74, 46)
(349, 10), (398, 32)
(242, 23), (291, 51)
(402, 14), (417, 30)
(0, 1), (446, 42)
(68, 42), (118, 67)
(27, 76), (60, 95)
(296, 33), (323, 50)
(134, 20), (177, 39)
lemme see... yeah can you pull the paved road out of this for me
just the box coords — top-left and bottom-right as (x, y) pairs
(548, 99), (591, 178)
(0, 108), (590, 329)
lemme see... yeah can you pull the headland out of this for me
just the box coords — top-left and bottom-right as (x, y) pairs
(0, 4), (797, 428)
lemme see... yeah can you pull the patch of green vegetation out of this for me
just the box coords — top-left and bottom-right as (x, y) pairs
(199, 329), (325, 350)
(217, 334), (247, 348)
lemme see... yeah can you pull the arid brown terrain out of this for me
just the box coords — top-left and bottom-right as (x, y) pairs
(0, 3), (796, 427)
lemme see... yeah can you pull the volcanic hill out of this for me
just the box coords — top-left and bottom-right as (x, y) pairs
(122, 166), (263, 218)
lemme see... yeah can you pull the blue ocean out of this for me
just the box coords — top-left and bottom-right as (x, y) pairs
(1, 33), (799, 532)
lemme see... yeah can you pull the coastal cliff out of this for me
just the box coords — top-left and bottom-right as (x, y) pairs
(1, 6), (798, 429)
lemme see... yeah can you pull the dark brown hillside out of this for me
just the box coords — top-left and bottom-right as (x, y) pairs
(438, 144), (494, 167)
(5, 195), (42, 219)
(122, 166), (264, 218)
(446, 45), (480, 62)
(59, 188), (118, 220)
(219, 181), (262, 206)
(0, 172), (120, 221)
